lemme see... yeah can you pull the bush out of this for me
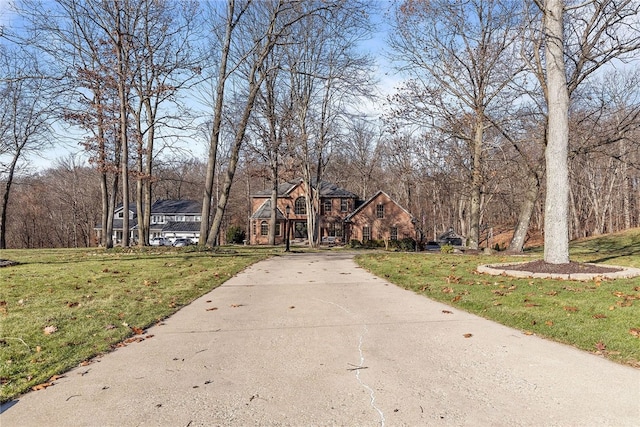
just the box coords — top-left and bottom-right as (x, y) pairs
(397, 238), (416, 251)
(350, 239), (362, 248)
(440, 244), (454, 254)
(226, 225), (246, 244)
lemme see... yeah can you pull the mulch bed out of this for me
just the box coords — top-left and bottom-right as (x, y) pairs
(500, 260), (622, 275)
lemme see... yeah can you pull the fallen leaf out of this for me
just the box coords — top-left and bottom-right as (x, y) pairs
(545, 320), (554, 326)
(131, 326), (144, 335)
(630, 328), (640, 338)
(451, 295), (462, 303)
(441, 287), (454, 294)
(523, 330), (534, 336)
(442, 310), (453, 314)
(593, 313), (607, 319)
(595, 341), (606, 351)
(463, 333), (473, 338)
(230, 304), (244, 308)
(206, 307), (218, 311)
(289, 306), (295, 309)
(563, 306), (579, 312)
(32, 382), (53, 391)
(43, 325), (58, 335)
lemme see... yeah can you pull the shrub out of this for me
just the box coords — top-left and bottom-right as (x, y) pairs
(397, 238), (416, 251)
(226, 225), (246, 244)
(440, 244), (454, 253)
(350, 239), (362, 248)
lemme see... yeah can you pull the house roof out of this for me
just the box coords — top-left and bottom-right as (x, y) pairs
(151, 199), (201, 214)
(162, 221), (201, 233)
(252, 178), (358, 199)
(250, 200), (286, 220)
(344, 190), (413, 222)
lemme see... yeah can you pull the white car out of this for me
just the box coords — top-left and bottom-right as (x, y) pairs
(150, 237), (171, 246)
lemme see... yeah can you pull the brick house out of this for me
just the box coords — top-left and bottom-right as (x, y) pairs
(344, 190), (416, 243)
(249, 179), (415, 245)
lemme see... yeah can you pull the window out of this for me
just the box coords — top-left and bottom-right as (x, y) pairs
(362, 226), (371, 241)
(376, 204), (384, 219)
(260, 221), (268, 236)
(341, 199), (349, 212)
(323, 199), (332, 213)
(295, 197), (306, 215)
(276, 222), (281, 236)
(390, 227), (398, 241)
(253, 222), (256, 235)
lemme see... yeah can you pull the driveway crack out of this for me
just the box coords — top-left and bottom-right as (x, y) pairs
(354, 324), (385, 427)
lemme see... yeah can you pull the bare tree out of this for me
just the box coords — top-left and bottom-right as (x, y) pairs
(0, 47), (52, 249)
(388, 0), (524, 249)
(533, 0), (640, 263)
(129, 0), (201, 246)
(285, 0), (375, 247)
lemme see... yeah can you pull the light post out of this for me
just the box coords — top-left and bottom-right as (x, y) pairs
(285, 205), (291, 252)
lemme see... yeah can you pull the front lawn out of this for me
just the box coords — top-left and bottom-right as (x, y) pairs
(0, 246), (271, 402)
(355, 229), (640, 367)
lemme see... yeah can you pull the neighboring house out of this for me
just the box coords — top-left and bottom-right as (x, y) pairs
(344, 190), (415, 243)
(437, 227), (465, 247)
(95, 199), (202, 245)
(249, 179), (415, 246)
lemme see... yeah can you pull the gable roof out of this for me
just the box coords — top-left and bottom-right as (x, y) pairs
(252, 178), (358, 199)
(344, 190), (413, 222)
(151, 200), (201, 214)
(250, 199), (286, 220)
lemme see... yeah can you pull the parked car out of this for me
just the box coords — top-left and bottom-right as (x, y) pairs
(172, 238), (193, 247)
(150, 237), (170, 246)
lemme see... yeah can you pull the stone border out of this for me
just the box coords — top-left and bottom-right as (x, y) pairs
(477, 262), (640, 281)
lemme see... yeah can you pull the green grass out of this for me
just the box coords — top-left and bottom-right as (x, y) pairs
(355, 228), (640, 368)
(0, 246), (272, 402)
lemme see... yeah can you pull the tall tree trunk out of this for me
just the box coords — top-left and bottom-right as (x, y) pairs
(0, 151), (21, 249)
(207, 54), (269, 246)
(269, 166), (278, 246)
(543, 0), (570, 264)
(201, 0), (235, 244)
(509, 168), (541, 252)
(116, 4), (130, 247)
(468, 115), (484, 250)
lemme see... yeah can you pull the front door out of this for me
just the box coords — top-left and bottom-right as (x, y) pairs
(294, 221), (308, 239)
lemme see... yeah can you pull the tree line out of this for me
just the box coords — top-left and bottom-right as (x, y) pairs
(1, 0), (639, 264)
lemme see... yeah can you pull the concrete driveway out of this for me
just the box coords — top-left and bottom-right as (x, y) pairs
(2, 252), (639, 426)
